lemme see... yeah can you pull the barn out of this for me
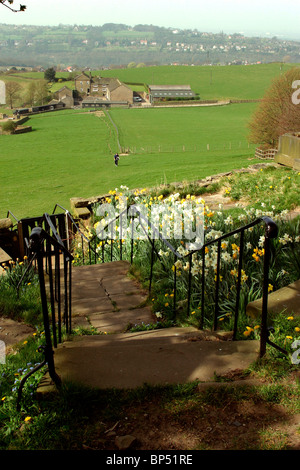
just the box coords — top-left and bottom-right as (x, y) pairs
(148, 85), (196, 103)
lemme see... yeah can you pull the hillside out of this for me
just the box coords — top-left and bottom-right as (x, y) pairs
(0, 23), (299, 68)
(0, 62), (296, 110)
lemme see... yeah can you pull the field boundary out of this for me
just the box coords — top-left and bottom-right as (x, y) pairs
(121, 140), (256, 155)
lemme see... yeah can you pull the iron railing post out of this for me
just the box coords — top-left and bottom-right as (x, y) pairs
(29, 227), (61, 388)
(260, 217), (278, 358)
(149, 240), (154, 295)
(233, 229), (244, 340)
(213, 239), (221, 331)
(187, 252), (192, 317)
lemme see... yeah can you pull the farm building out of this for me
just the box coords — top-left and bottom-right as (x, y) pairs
(106, 79), (133, 104)
(74, 72), (92, 94)
(148, 85), (196, 102)
(74, 72), (133, 104)
(55, 86), (74, 107)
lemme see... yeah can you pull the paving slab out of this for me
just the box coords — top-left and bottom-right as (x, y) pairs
(38, 328), (260, 391)
(37, 262), (261, 393)
(72, 296), (114, 315)
(88, 306), (155, 333)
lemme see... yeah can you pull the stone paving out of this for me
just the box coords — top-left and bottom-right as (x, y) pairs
(37, 260), (260, 392)
(71, 261), (154, 333)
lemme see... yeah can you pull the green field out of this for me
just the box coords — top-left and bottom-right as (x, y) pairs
(98, 63), (296, 100)
(1, 62), (297, 106)
(0, 102), (259, 219)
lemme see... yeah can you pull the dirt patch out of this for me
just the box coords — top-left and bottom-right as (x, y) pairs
(73, 379), (300, 451)
(0, 316), (35, 352)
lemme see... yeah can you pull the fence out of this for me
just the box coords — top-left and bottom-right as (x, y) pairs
(255, 147), (278, 160)
(121, 141), (256, 155)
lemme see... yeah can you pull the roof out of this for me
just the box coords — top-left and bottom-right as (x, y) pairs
(149, 85), (192, 91)
(74, 72), (91, 81)
(148, 84), (195, 98)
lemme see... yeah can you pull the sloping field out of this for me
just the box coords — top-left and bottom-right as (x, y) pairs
(1, 103), (258, 218)
(99, 63), (295, 100)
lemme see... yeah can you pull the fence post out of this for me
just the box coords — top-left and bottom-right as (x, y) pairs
(260, 217), (278, 357)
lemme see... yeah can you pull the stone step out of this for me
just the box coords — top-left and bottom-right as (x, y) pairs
(38, 327), (260, 391)
(246, 279), (300, 318)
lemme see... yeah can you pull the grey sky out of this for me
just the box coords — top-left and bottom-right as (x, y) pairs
(1, 0), (300, 39)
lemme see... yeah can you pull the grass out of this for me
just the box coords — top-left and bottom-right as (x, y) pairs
(223, 165), (300, 211)
(0, 104), (259, 218)
(98, 63), (297, 100)
(0, 342), (299, 450)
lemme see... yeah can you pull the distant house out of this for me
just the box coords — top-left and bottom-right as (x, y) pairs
(74, 72), (133, 105)
(55, 86), (74, 107)
(107, 79), (133, 104)
(148, 85), (196, 102)
(74, 72), (92, 94)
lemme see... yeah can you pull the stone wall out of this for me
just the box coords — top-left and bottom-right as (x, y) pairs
(275, 133), (300, 171)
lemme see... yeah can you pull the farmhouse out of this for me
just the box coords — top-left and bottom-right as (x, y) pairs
(148, 85), (196, 102)
(55, 86), (74, 107)
(74, 72), (134, 105)
(106, 79), (133, 103)
(74, 72), (92, 94)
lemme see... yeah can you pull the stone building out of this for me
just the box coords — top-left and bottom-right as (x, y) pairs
(74, 72), (92, 95)
(56, 86), (74, 107)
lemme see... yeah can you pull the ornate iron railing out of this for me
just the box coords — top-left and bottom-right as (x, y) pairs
(52, 203), (97, 264)
(16, 213), (73, 410)
(90, 204), (280, 358)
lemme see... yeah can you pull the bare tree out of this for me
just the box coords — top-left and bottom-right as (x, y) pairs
(35, 80), (49, 105)
(0, 1), (26, 12)
(248, 67), (300, 149)
(26, 81), (36, 106)
(5, 81), (22, 108)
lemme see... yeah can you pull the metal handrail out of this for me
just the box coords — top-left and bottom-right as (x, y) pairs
(52, 203), (97, 263)
(17, 216), (74, 410)
(6, 210), (19, 223)
(94, 204), (279, 358)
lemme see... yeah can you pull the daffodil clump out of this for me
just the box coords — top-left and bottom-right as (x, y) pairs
(0, 329), (47, 442)
(71, 185), (300, 334)
(223, 166), (300, 211)
(0, 256), (38, 289)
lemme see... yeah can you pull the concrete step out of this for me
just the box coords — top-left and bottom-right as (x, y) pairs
(246, 279), (300, 318)
(38, 327), (260, 391)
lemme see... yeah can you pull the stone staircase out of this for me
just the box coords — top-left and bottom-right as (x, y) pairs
(38, 260), (260, 392)
(71, 261), (154, 333)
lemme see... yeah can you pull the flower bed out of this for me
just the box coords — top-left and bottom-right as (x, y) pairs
(70, 183), (300, 347)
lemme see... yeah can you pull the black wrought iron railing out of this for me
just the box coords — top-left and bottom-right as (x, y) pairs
(16, 213), (73, 410)
(89, 204), (280, 359)
(52, 203), (97, 264)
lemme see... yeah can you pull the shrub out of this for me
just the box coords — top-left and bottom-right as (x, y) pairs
(1, 121), (16, 134)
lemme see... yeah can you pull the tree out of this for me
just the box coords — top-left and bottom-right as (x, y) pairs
(35, 80), (49, 105)
(44, 67), (56, 82)
(26, 81), (36, 106)
(5, 81), (22, 108)
(0, 1), (26, 12)
(248, 67), (300, 149)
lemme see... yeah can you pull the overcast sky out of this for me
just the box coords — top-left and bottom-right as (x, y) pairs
(1, 0), (300, 39)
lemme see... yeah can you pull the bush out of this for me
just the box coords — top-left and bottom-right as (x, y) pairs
(1, 121), (16, 134)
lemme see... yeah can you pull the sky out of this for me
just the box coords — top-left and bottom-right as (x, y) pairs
(1, 0), (300, 40)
